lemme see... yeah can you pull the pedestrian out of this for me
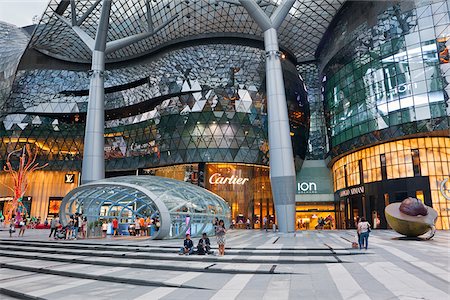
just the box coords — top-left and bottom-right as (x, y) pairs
(18, 215), (27, 237)
(66, 215), (74, 240)
(246, 218), (251, 229)
(81, 216), (87, 238)
(77, 214), (83, 239)
(72, 213), (79, 240)
(135, 217), (141, 236)
(263, 216), (268, 232)
(146, 216), (152, 236)
(112, 217), (119, 236)
(139, 216), (146, 236)
(357, 217), (371, 250)
(49, 215), (59, 238)
(9, 215), (16, 238)
(101, 221), (108, 238)
(215, 219), (226, 256)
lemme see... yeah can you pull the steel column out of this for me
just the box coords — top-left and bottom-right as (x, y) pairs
(239, 0), (296, 232)
(81, 0), (111, 184)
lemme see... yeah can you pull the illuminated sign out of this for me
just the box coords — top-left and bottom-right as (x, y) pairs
(64, 174), (75, 184)
(209, 173), (249, 185)
(297, 182), (317, 194)
(339, 186), (365, 198)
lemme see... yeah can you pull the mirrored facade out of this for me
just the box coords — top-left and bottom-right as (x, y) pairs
(0, 22), (28, 108)
(1, 43), (309, 172)
(319, 0), (450, 230)
(320, 0), (449, 156)
(61, 175), (231, 239)
(1, 0), (449, 232)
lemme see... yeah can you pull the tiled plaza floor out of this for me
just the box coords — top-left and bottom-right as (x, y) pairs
(0, 228), (448, 299)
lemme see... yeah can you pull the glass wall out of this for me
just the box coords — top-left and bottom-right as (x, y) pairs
(320, 0), (450, 156)
(332, 137), (450, 229)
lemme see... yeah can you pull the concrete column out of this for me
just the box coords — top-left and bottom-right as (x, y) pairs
(81, 50), (105, 184)
(264, 28), (296, 233)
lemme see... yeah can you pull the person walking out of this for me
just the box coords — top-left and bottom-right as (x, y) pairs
(18, 215), (27, 237)
(72, 213), (79, 240)
(215, 219), (226, 256)
(263, 216), (268, 232)
(49, 215), (59, 239)
(112, 217), (119, 236)
(101, 221), (108, 238)
(9, 215), (16, 238)
(357, 217), (371, 250)
(135, 217), (141, 236)
(66, 215), (74, 240)
(81, 216), (87, 239)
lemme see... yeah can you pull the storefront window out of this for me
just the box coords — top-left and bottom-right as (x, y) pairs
(206, 164), (272, 228)
(296, 203), (335, 230)
(332, 137), (450, 229)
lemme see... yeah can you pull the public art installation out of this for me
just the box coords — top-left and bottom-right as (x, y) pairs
(385, 197), (438, 238)
(1, 145), (48, 221)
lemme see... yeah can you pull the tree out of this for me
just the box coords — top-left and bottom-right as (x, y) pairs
(1, 145), (48, 222)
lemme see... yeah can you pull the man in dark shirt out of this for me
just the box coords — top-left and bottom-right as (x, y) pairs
(198, 232), (211, 254)
(179, 233), (194, 255)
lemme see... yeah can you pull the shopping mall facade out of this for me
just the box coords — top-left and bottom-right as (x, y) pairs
(0, 0), (449, 231)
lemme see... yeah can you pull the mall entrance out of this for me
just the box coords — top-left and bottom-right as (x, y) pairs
(295, 202), (335, 230)
(143, 163), (275, 229)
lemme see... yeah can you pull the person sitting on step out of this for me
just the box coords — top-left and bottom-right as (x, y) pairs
(179, 233), (194, 255)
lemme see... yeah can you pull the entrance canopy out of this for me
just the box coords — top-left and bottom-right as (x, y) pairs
(60, 175), (230, 239)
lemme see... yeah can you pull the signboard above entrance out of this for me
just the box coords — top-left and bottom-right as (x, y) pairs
(208, 173), (249, 185)
(339, 186), (365, 198)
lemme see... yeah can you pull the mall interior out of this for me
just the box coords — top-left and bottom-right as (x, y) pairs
(0, 0), (449, 232)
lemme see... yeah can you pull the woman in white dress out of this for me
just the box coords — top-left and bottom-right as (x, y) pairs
(215, 219), (226, 256)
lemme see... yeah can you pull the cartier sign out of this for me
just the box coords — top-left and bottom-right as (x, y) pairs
(209, 173), (249, 185)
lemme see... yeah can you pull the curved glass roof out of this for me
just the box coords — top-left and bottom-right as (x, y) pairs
(61, 175), (231, 239)
(30, 0), (345, 63)
(98, 175), (230, 215)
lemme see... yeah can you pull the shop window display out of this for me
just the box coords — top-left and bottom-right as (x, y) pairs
(332, 137), (450, 229)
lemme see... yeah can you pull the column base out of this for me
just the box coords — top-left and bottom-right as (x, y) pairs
(275, 203), (296, 233)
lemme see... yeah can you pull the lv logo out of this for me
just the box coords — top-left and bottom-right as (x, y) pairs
(65, 174), (75, 183)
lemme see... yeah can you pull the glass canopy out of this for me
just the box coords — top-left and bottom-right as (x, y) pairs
(60, 175), (231, 239)
(31, 0), (345, 63)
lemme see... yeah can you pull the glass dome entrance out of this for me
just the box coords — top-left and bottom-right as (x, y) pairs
(60, 175), (231, 239)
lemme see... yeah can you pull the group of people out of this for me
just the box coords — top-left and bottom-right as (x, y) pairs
(230, 218), (252, 229)
(63, 213), (87, 240)
(8, 214), (28, 237)
(100, 216), (161, 237)
(179, 219), (227, 256)
(129, 216), (159, 236)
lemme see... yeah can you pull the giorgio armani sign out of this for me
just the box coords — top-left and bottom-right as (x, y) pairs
(339, 186), (365, 198)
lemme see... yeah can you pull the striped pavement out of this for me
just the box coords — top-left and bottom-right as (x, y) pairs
(0, 229), (448, 299)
